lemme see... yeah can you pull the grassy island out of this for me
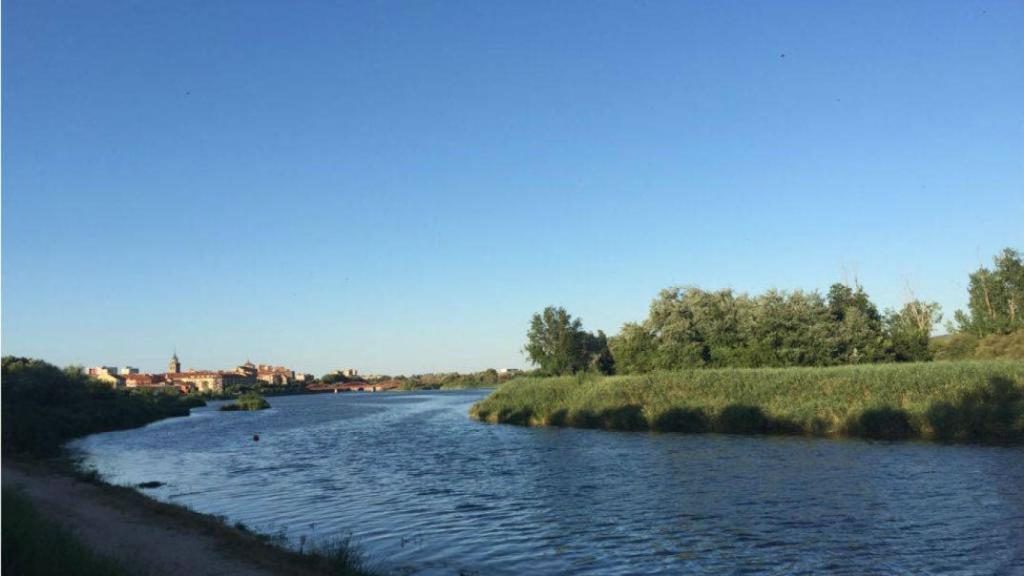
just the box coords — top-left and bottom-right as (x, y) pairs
(470, 361), (1024, 444)
(219, 393), (271, 412)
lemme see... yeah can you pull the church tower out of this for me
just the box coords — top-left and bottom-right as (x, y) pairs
(168, 352), (181, 374)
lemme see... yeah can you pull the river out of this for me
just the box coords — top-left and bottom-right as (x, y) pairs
(70, 390), (1024, 575)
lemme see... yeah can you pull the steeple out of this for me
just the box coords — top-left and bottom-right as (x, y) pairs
(168, 351), (181, 374)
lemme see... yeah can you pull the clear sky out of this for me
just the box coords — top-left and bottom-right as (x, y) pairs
(3, 0), (1022, 376)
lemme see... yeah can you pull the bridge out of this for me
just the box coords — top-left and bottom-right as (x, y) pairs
(306, 380), (403, 393)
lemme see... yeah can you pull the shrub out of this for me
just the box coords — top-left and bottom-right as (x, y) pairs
(219, 393), (271, 412)
(931, 333), (979, 360)
(974, 330), (1024, 360)
(2, 357), (204, 456)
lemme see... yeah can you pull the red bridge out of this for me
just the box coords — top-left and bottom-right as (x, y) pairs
(306, 380), (403, 393)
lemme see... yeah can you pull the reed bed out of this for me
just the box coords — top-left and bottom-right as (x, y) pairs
(469, 361), (1024, 444)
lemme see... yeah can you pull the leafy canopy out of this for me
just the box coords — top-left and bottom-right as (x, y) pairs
(525, 307), (613, 376)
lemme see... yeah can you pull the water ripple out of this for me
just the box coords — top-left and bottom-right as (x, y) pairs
(71, 390), (1024, 575)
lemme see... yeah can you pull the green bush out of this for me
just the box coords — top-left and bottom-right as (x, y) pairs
(2, 357), (205, 456)
(219, 393), (271, 411)
(932, 330), (1024, 361)
(931, 333), (979, 360)
(974, 330), (1024, 359)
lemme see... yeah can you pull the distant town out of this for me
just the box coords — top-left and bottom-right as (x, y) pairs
(86, 353), (320, 394)
(86, 352), (524, 394)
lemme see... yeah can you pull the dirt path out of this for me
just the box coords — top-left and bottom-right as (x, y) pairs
(3, 462), (315, 576)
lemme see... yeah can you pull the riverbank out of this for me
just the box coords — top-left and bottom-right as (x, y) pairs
(470, 360), (1024, 443)
(2, 460), (372, 576)
(2, 357), (374, 575)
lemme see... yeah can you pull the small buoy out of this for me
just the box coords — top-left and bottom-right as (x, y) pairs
(253, 434), (260, 442)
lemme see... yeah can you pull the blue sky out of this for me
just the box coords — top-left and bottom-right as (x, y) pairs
(3, 0), (1022, 375)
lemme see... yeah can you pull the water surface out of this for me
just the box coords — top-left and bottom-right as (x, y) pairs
(72, 390), (1024, 575)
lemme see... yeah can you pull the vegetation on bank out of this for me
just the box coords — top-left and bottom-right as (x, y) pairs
(397, 369), (518, 390)
(470, 361), (1024, 444)
(2, 486), (134, 576)
(318, 369), (521, 390)
(2, 356), (372, 576)
(2, 357), (206, 457)
(524, 247), (1023, 376)
(932, 330), (1024, 361)
(219, 392), (271, 411)
(953, 248), (1024, 337)
(224, 383), (310, 397)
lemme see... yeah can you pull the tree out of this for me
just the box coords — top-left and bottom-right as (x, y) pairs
(608, 323), (657, 374)
(826, 283), (890, 364)
(643, 287), (738, 370)
(608, 281), (898, 370)
(748, 289), (833, 367)
(955, 248), (1024, 336)
(525, 307), (608, 375)
(321, 372), (349, 384)
(886, 300), (942, 362)
(638, 286), (830, 369)
(585, 330), (615, 375)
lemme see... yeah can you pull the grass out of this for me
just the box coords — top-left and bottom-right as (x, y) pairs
(469, 360), (1024, 444)
(2, 486), (134, 576)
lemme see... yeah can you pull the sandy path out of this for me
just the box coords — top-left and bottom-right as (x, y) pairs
(3, 463), (292, 576)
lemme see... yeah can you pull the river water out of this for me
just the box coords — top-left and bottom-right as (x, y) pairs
(71, 390), (1024, 575)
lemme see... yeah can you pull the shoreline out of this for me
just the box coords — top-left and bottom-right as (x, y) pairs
(469, 360), (1024, 444)
(2, 458), (374, 576)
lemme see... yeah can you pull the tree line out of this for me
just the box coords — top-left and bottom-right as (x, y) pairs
(2, 357), (205, 456)
(525, 247), (1023, 376)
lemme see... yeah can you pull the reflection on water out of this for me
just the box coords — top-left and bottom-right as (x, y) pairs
(71, 390), (1024, 575)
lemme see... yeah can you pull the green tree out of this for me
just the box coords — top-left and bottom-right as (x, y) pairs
(610, 282), (897, 370)
(643, 287), (731, 369)
(826, 283), (890, 364)
(608, 323), (657, 374)
(525, 307), (609, 375)
(321, 372), (350, 384)
(480, 368), (500, 385)
(639, 287), (759, 369)
(886, 300), (942, 362)
(585, 330), (615, 375)
(525, 307), (588, 375)
(748, 290), (833, 367)
(955, 248), (1024, 336)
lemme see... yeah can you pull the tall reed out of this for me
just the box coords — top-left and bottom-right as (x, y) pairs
(470, 361), (1024, 444)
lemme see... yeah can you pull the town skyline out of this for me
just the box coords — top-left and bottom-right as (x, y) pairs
(80, 350), (512, 381)
(85, 352), (314, 390)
